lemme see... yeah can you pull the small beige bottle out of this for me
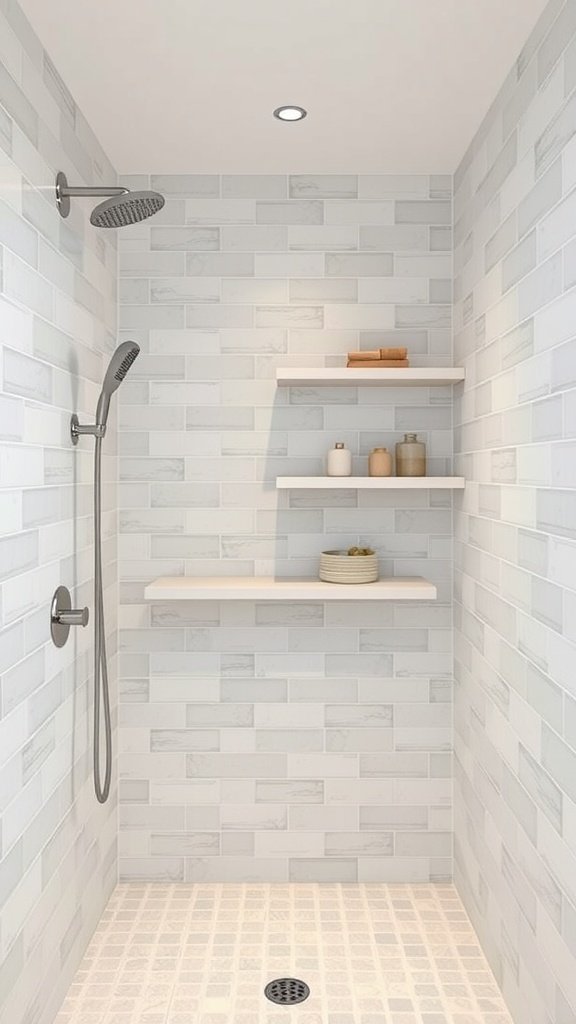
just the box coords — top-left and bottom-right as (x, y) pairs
(368, 447), (393, 477)
(395, 433), (426, 476)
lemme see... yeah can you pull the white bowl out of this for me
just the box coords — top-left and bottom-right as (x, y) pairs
(319, 550), (379, 584)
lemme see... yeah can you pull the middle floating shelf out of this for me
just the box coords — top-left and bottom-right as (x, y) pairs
(276, 476), (466, 490)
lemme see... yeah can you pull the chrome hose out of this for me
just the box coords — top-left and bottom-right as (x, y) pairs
(93, 435), (112, 803)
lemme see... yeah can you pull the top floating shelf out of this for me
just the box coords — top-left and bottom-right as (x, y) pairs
(276, 368), (465, 387)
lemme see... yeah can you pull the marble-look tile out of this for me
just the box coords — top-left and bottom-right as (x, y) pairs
(454, 5), (576, 1023)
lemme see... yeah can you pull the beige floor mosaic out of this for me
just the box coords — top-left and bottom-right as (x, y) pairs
(55, 884), (514, 1024)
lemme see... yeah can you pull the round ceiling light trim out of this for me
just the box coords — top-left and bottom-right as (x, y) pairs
(273, 105), (307, 121)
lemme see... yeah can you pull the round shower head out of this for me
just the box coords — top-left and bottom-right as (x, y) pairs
(90, 191), (165, 228)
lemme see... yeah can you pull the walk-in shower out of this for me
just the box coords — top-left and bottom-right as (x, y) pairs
(72, 342), (140, 803)
(55, 170), (165, 226)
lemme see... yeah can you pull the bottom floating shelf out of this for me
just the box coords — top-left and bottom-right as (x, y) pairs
(144, 576), (437, 601)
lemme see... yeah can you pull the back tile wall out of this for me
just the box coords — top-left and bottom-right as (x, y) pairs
(118, 172), (455, 883)
(453, 1), (576, 1021)
(0, 3), (119, 1024)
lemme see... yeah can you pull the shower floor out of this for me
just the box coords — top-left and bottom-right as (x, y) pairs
(55, 883), (513, 1024)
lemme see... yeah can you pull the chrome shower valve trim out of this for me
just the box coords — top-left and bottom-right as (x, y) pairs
(50, 585), (89, 649)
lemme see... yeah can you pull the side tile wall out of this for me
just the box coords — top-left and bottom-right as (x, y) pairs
(453, 1), (576, 1021)
(0, 3), (119, 1022)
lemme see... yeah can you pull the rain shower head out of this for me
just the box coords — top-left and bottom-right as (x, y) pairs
(96, 341), (140, 429)
(91, 191), (165, 228)
(55, 171), (165, 227)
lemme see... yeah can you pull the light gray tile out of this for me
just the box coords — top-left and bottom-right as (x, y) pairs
(325, 252), (393, 276)
(222, 225), (287, 250)
(538, 1), (576, 85)
(289, 225), (357, 250)
(325, 832), (393, 856)
(542, 724), (576, 805)
(289, 278), (357, 302)
(0, 61), (38, 144)
(222, 175), (287, 198)
(151, 226), (220, 250)
(289, 175), (358, 199)
(395, 832), (451, 856)
(519, 745), (563, 832)
(151, 277), (219, 303)
(536, 89), (576, 176)
(395, 201), (451, 224)
(256, 780), (323, 803)
(0, 198), (38, 267)
(518, 158), (562, 237)
(365, 225), (430, 253)
(151, 174), (219, 196)
(186, 753), (287, 778)
(518, 253), (563, 317)
(502, 231), (537, 291)
(186, 251), (254, 275)
(256, 201), (323, 224)
(485, 212), (517, 272)
(288, 858), (357, 881)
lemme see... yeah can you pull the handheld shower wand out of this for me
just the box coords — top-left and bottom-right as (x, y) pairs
(72, 342), (140, 804)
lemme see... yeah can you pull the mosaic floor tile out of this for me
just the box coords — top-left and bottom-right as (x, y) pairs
(55, 884), (513, 1024)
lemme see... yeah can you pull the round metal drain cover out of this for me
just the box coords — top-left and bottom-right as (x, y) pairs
(264, 978), (310, 1005)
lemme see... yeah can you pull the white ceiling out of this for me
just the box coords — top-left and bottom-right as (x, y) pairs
(21, 0), (549, 174)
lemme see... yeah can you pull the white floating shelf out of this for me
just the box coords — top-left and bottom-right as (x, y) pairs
(145, 576), (437, 602)
(276, 476), (465, 490)
(276, 367), (465, 387)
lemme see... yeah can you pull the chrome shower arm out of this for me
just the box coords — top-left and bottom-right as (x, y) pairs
(59, 185), (129, 197)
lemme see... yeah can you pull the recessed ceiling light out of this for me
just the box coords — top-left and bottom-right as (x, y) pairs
(273, 106), (307, 121)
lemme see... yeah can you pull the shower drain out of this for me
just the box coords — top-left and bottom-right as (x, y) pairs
(264, 978), (310, 1005)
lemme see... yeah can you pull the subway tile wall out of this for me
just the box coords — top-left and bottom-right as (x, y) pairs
(117, 172), (455, 884)
(453, 1), (576, 1021)
(0, 4), (118, 1024)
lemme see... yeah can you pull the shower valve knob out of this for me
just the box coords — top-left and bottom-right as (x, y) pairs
(50, 586), (89, 648)
(57, 606), (89, 627)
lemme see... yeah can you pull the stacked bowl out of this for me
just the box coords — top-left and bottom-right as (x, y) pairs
(319, 550), (379, 584)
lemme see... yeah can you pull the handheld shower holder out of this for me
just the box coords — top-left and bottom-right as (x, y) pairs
(70, 414), (106, 445)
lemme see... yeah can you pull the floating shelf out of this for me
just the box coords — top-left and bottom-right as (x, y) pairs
(276, 476), (465, 490)
(276, 367), (465, 387)
(145, 576), (437, 602)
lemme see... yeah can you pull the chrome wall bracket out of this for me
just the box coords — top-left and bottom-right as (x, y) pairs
(70, 414), (105, 446)
(50, 585), (89, 648)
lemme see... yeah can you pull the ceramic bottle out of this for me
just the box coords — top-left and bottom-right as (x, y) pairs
(395, 433), (426, 476)
(327, 442), (352, 476)
(368, 447), (393, 476)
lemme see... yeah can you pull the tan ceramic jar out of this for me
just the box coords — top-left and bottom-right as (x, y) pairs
(395, 433), (426, 476)
(368, 447), (393, 476)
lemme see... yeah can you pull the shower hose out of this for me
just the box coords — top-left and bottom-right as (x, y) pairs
(93, 435), (112, 804)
